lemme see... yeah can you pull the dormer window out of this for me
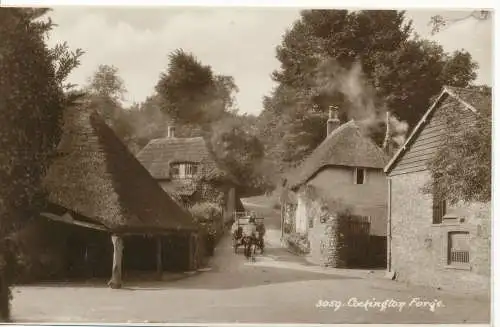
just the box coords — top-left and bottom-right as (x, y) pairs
(170, 162), (199, 179)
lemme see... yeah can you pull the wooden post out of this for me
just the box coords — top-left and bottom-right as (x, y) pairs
(156, 236), (162, 280)
(108, 234), (124, 289)
(187, 233), (198, 271)
(194, 233), (199, 269)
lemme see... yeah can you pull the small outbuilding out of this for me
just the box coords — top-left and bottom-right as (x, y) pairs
(42, 101), (199, 288)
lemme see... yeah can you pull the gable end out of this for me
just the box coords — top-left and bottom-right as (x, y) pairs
(388, 96), (477, 177)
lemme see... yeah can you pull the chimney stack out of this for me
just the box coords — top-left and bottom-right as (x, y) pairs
(327, 105), (341, 136)
(167, 126), (176, 138)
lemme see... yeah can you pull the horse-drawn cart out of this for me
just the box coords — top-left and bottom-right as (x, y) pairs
(231, 211), (265, 256)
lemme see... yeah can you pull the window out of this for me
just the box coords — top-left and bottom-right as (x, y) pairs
(432, 194), (447, 224)
(170, 165), (180, 178)
(185, 163), (198, 177)
(170, 162), (199, 179)
(448, 231), (470, 265)
(354, 168), (366, 185)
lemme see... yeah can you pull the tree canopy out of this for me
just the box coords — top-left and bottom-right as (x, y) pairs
(258, 9), (479, 173)
(155, 49), (238, 126)
(207, 114), (272, 196)
(423, 86), (491, 204)
(0, 7), (82, 319)
(84, 64), (137, 149)
(151, 49), (270, 194)
(429, 10), (491, 35)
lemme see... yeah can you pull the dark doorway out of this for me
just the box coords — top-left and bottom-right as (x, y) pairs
(123, 235), (157, 271)
(64, 225), (112, 279)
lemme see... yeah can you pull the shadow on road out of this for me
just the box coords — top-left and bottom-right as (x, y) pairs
(134, 263), (360, 291)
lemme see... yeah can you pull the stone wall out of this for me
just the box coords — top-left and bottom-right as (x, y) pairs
(390, 171), (491, 294)
(299, 188), (384, 268)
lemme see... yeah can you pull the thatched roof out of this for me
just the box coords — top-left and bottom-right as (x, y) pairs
(385, 85), (491, 173)
(136, 136), (221, 180)
(43, 103), (197, 234)
(286, 120), (388, 190)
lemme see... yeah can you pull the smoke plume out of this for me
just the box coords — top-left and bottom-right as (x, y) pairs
(313, 58), (408, 152)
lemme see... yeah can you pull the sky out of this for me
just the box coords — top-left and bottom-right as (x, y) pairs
(46, 8), (493, 115)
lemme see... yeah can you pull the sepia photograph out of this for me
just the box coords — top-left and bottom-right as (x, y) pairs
(0, 3), (494, 325)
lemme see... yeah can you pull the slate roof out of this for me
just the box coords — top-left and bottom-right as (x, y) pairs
(43, 101), (197, 234)
(286, 120), (388, 190)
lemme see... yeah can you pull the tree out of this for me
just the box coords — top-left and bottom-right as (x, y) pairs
(155, 49), (238, 126)
(85, 65), (134, 146)
(0, 8), (80, 320)
(429, 10), (491, 35)
(49, 41), (85, 106)
(87, 64), (126, 102)
(259, 9), (479, 173)
(207, 116), (272, 196)
(423, 86), (491, 204)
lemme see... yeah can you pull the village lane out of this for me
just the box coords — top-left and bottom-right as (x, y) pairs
(11, 199), (489, 324)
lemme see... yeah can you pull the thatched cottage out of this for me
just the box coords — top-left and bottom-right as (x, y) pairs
(384, 86), (491, 294)
(136, 126), (244, 228)
(282, 109), (388, 268)
(42, 101), (200, 289)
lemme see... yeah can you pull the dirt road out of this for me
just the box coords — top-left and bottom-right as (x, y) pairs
(11, 198), (490, 323)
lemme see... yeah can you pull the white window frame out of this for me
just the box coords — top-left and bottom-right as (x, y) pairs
(353, 168), (366, 185)
(171, 162), (199, 179)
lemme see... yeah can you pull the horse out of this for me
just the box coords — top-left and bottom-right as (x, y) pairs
(255, 223), (266, 254)
(242, 235), (257, 261)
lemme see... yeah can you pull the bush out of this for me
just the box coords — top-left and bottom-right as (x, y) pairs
(189, 202), (223, 237)
(8, 220), (67, 283)
(286, 232), (310, 255)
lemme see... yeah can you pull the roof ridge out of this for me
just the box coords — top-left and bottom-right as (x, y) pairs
(385, 85), (490, 173)
(287, 119), (387, 189)
(444, 85), (491, 94)
(154, 135), (204, 141)
(321, 119), (356, 143)
(352, 122), (389, 162)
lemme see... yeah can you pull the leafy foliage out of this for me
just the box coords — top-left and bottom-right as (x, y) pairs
(87, 64), (127, 102)
(207, 115), (273, 196)
(85, 64), (136, 148)
(258, 10), (479, 173)
(0, 8), (81, 320)
(423, 87), (491, 204)
(150, 49), (270, 194)
(286, 232), (310, 255)
(189, 202), (223, 236)
(429, 11), (491, 35)
(155, 49), (238, 126)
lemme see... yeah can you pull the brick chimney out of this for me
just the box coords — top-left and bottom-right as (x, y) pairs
(327, 105), (341, 136)
(167, 126), (176, 138)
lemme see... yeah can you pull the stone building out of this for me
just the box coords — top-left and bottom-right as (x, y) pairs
(384, 86), (491, 294)
(282, 109), (389, 268)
